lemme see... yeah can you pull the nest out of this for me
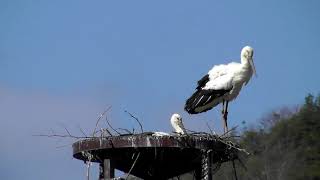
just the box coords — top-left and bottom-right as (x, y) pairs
(72, 132), (247, 179)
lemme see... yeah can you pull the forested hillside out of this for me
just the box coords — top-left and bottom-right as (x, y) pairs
(214, 94), (320, 180)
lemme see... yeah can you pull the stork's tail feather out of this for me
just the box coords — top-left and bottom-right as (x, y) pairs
(184, 90), (205, 114)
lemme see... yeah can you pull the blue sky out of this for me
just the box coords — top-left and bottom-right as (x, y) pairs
(1, 0), (320, 179)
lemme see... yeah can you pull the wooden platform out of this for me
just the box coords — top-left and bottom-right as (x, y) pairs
(72, 133), (238, 180)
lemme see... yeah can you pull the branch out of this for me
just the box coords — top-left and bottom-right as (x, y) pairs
(101, 128), (113, 137)
(33, 134), (87, 139)
(124, 110), (144, 133)
(117, 128), (133, 134)
(93, 106), (112, 137)
(219, 125), (238, 138)
(64, 127), (72, 137)
(206, 122), (216, 135)
(125, 152), (141, 180)
(79, 127), (88, 137)
(218, 139), (250, 155)
(105, 115), (121, 135)
(185, 128), (202, 134)
(33, 127), (93, 139)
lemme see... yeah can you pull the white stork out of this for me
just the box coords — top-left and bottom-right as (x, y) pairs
(170, 113), (186, 135)
(184, 46), (256, 133)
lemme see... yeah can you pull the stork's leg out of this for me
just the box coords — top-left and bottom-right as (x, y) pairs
(223, 101), (229, 133)
(221, 100), (227, 133)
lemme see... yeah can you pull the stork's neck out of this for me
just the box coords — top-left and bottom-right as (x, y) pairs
(239, 56), (253, 85)
(240, 56), (253, 78)
(241, 56), (250, 66)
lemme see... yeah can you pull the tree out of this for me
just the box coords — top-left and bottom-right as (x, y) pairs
(213, 93), (320, 180)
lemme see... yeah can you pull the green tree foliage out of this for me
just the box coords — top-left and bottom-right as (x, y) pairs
(214, 94), (320, 180)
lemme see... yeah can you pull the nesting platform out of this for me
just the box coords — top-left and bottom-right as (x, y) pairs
(72, 133), (238, 180)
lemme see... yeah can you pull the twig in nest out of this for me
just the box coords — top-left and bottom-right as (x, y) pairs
(206, 122), (216, 135)
(125, 152), (141, 180)
(185, 128), (199, 134)
(80, 128), (88, 138)
(93, 106), (112, 137)
(33, 127), (98, 139)
(33, 134), (87, 139)
(185, 129), (214, 138)
(217, 139), (250, 155)
(124, 110), (144, 133)
(93, 128), (112, 137)
(102, 128), (113, 137)
(105, 115), (121, 135)
(77, 125), (89, 138)
(219, 125), (238, 138)
(117, 128), (133, 134)
(64, 127), (72, 137)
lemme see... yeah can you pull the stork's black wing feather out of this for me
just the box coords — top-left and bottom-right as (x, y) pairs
(196, 74), (209, 90)
(185, 88), (232, 114)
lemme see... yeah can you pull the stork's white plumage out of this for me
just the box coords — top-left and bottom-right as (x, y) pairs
(170, 113), (186, 135)
(185, 46), (256, 132)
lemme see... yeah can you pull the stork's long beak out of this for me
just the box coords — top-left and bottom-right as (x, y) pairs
(249, 58), (257, 77)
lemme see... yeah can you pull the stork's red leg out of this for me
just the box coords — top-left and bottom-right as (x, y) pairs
(221, 100), (227, 133)
(224, 101), (229, 133)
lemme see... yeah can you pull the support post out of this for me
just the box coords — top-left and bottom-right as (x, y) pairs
(100, 159), (114, 180)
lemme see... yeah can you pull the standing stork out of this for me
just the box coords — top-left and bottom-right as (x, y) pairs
(184, 46), (256, 133)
